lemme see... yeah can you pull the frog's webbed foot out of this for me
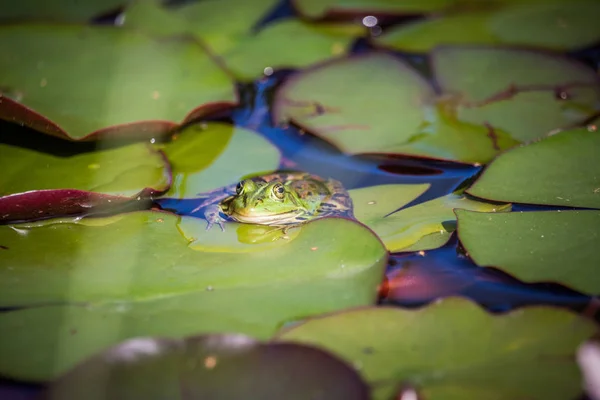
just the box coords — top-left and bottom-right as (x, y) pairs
(204, 204), (225, 232)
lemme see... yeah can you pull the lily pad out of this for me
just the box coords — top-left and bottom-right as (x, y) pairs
(432, 46), (600, 103)
(0, 0), (124, 22)
(273, 53), (436, 154)
(293, 0), (454, 19)
(456, 209), (600, 295)
(123, 1), (364, 81)
(159, 122), (280, 198)
(0, 24), (236, 140)
(488, 1), (600, 50)
(0, 211), (387, 380)
(467, 128), (600, 208)
(221, 20), (364, 81)
(349, 183), (510, 252)
(276, 297), (598, 400)
(41, 334), (369, 400)
(374, 1), (600, 52)
(432, 46), (600, 142)
(0, 142), (170, 223)
(374, 13), (497, 53)
(393, 102), (520, 163)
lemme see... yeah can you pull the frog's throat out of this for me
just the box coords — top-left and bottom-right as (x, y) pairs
(227, 209), (308, 225)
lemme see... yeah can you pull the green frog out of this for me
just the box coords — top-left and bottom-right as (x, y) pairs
(191, 172), (354, 231)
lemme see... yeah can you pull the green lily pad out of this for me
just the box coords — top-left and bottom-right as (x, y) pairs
(467, 127), (600, 208)
(160, 122), (280, 198)
(489, 1), (600, 50)
(456, 88), (599, 142)
(41, 334), (369, 400)
(0, 0), (124, 22)
(221, 20), (364, 81)
(393, 102), (520, 163)
(432, 46), (600, 142)
(373, 13), (497, 53)
(432, 46), (600, 103)
(350, 184), (510, 252)
(456, 209), (600, 295)
(0, 142), (170, 222)
(0, 24), (236, 140)
(374, 1), (600, 52)
(123, 0), (279, 55)
(0, 211), (386, 380)
(273, 53), (435, 154)
(293, 0), (454, 19)
(123, 1), (363, 81)
(276, 298), (598, 400)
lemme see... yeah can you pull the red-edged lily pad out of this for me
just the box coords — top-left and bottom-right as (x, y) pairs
(0, 24), (236, 140)
(41, 334), (369, 400)
(0, 142), (170, 223)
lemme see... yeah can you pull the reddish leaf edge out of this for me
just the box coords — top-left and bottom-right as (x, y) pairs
(0, 145), (172, 224)
(0, 94), (238, 142)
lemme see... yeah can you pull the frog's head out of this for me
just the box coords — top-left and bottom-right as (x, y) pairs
(222, 178), (309, 225)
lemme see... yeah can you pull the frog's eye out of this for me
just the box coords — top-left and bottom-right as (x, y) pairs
(272, 183), (285, 200)
(235, 181), (244, 194)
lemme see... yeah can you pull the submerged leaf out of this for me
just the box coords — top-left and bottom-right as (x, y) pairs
(276, 298), (598, 400)
(456, 209), (600, 294)
(0, 212), (387, 380)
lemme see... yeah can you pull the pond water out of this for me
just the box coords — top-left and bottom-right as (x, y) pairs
(1, 0), (600, 398)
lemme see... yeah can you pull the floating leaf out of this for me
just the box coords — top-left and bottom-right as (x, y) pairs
(41, 334), (369, 400)
(0, 212), (386, 380)
(392, 102), (520, 163)
(276, 298), (598, 400)
(467, 128), (600, 208)
(293, 0), (454, 19)
(374, 13), (497, 53)
(273, 53), (435, 154)
(0, 143), (170, 223)
(0, 24), (236, 140)
(456, 209), (600, 294)
(222, 20), (363, 81)
(0, 0), (124, 22)
(350, 184), (510, 252)
(432, 46), (600, 103)
(488, 1), (600, 50)
(123, 0), (280, 55)
(432, 46), (600, 142)
(160, 122), (280, 198)
(374, 1), (600, 52)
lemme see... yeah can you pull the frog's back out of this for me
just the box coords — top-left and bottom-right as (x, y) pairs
(275, 172), (354, 218)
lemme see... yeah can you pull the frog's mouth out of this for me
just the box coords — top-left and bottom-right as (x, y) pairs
(228, 208), (306, 225)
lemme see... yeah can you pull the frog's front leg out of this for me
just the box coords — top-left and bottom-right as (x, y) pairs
(204, 204), (226, 232)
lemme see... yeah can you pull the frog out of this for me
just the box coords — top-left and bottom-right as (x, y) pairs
(191, 172), (354, 232)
